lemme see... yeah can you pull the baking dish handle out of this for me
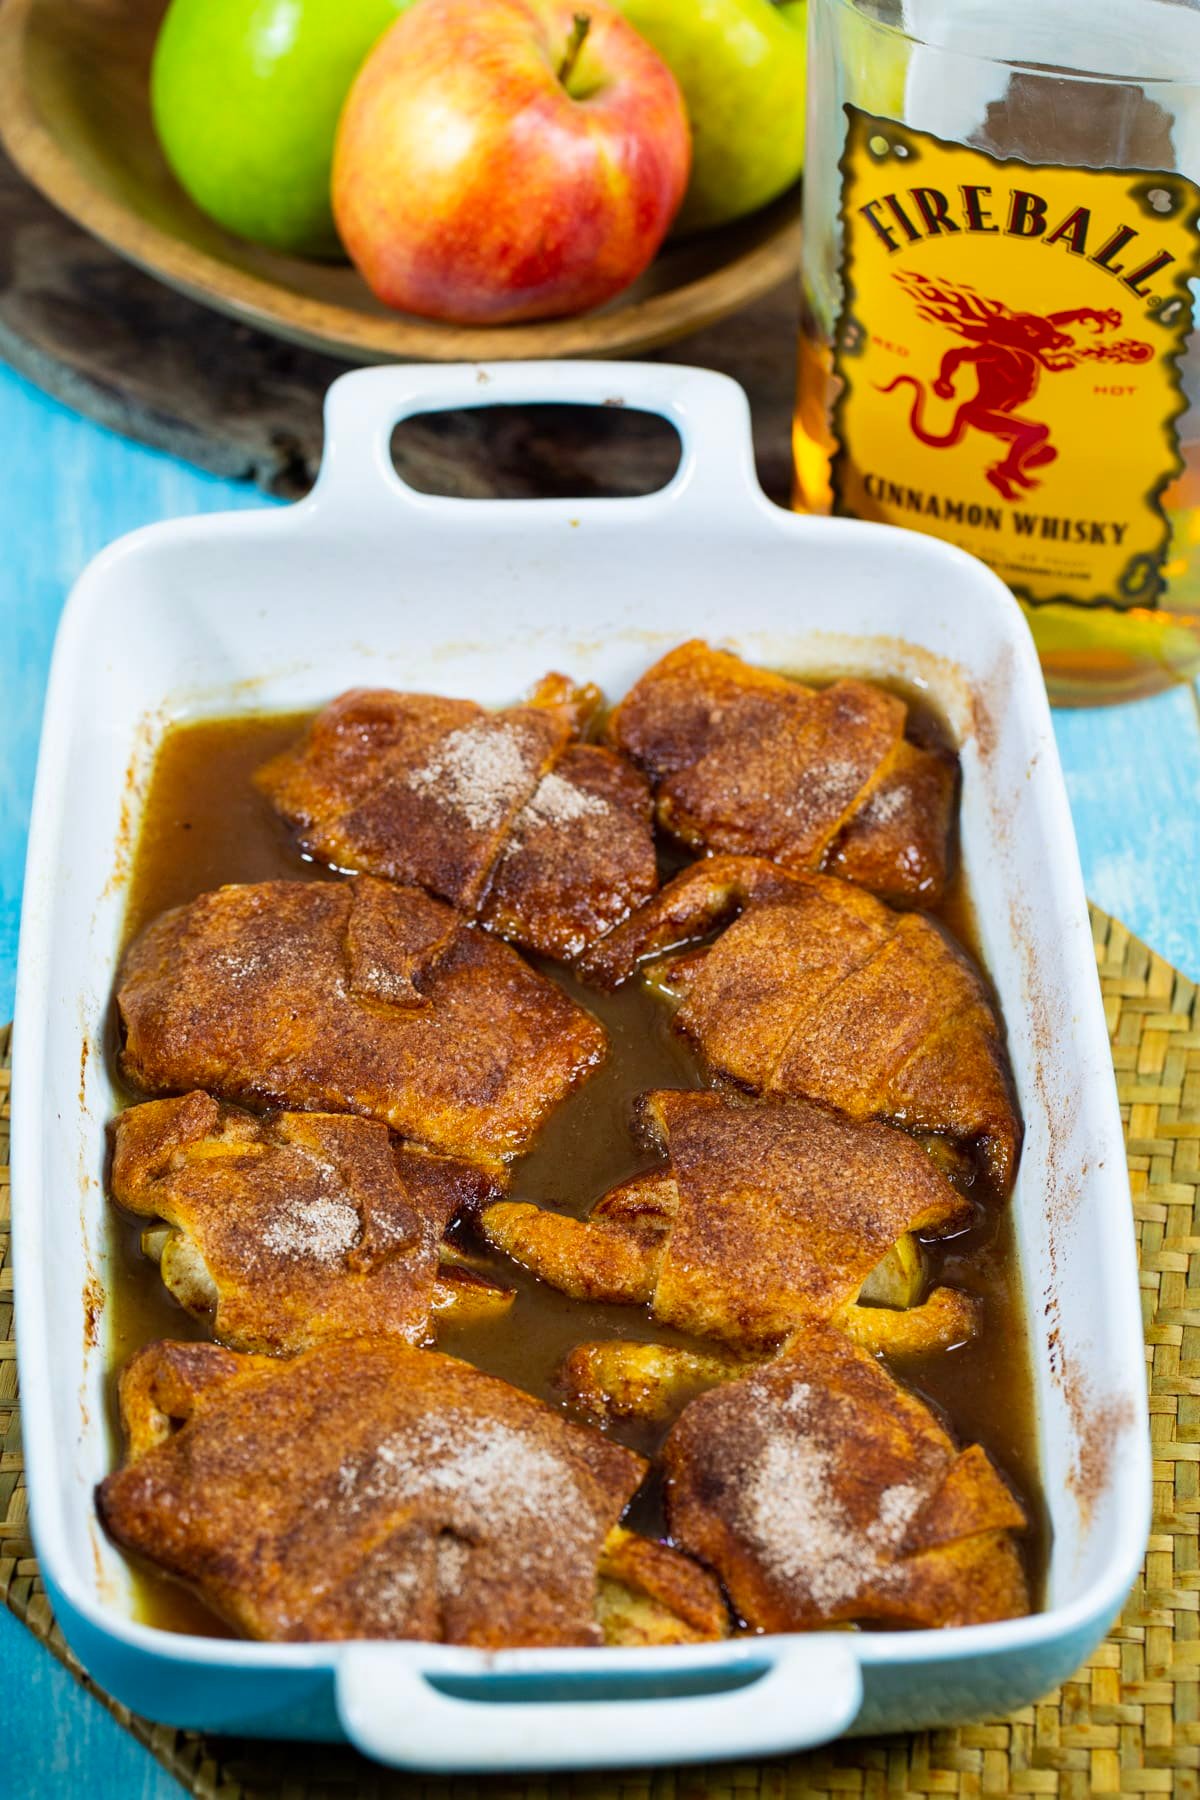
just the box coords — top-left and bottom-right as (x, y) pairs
(335, 1637), (862, 1772)
(313, 361), (765, 520)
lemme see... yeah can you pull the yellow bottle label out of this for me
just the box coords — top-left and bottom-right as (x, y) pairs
(832, 107), (1200, 609)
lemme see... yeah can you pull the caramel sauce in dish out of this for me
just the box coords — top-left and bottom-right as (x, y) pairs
(106, 698), (1047, 1637)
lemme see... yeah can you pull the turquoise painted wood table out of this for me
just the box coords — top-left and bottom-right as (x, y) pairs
(0, 358), (1197, 1800)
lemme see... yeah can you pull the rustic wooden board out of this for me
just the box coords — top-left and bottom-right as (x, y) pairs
(0, 148), (800, 505)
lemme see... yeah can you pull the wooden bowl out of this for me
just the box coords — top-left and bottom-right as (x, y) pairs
(0, 0), (803, 363)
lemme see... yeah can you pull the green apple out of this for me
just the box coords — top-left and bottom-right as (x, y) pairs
(615, 0), (806, 233)
(151, 0), (414, 258)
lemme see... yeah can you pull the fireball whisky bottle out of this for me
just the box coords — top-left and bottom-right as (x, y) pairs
(795, 0), (1200, 704)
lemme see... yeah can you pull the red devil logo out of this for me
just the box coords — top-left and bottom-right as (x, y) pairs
(877, 271), (1153, 501)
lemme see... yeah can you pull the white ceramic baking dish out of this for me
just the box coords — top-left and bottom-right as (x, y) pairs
(13, 361), (1149, 1773)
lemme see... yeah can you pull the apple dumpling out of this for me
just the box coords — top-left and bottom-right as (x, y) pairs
(579, 855), (1020, 1194)
(662, 1326), (1029, 1632)
(556, 1218), (960, 1427)
(108, 1093), (513, 1355)
(606, 640), (956, 907)
(115, 877), (606, 1174)
(97, 1338), (727, 1647)
(481, 1089), (979, 1356)
(256, 679), (658, 963)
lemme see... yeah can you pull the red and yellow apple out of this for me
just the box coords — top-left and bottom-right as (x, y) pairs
(332, 0), (691, 324)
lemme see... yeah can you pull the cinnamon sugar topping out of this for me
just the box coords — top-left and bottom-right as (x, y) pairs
(517, 772), (607, 832)
(407, 723), (535, 830)
(261, 1191), (360, 1264)
(738, 1382), (927, 1611)
(340, 1414), (585, 1539)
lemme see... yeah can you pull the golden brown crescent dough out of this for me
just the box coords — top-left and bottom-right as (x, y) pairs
(663, 1326), (1029, 1631)
(606, 640), (956, 906)
(482, 1090), (978, 1355)
(578, 856), (1019, 1194)
(256, 682), (658, 961)
(109, 1093), (510, 1355)
(596, 1527), (729, 1646)
(559, 1340), (750, 1425)
(115, 878), (606, 1174)
(97, 1338), (725, 1647)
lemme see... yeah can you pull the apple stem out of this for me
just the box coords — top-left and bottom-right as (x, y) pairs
(557, 13), (591, 89)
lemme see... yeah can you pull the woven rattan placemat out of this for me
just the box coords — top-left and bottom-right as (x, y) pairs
(2, 903), (1197, 1799)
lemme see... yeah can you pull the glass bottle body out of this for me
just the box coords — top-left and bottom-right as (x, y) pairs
(795, 0), (1200, 705)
